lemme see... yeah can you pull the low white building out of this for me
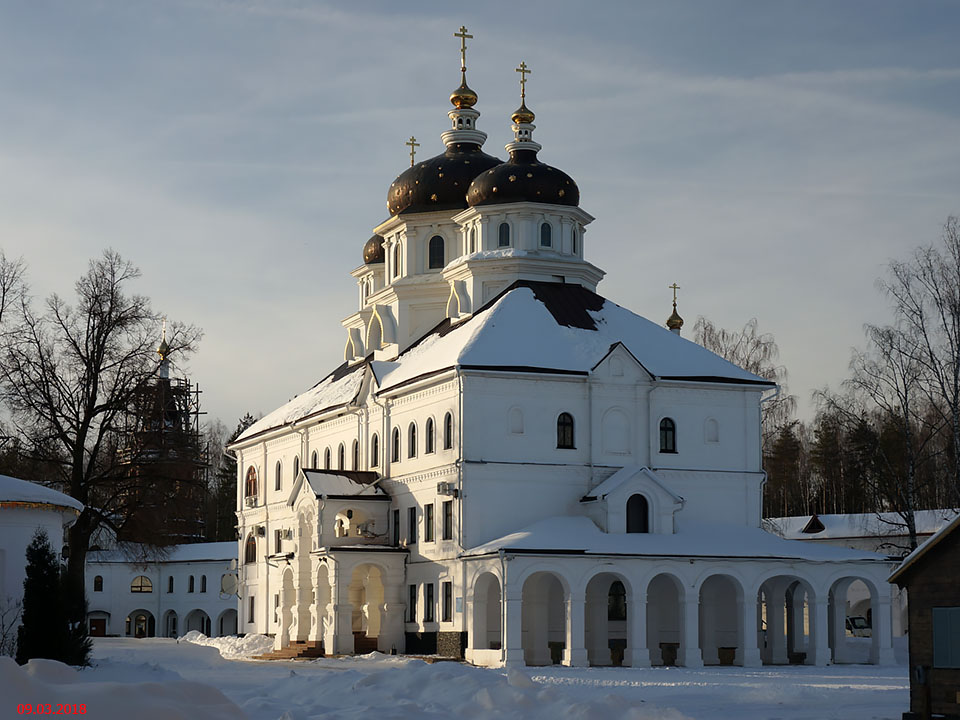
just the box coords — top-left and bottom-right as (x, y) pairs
(766, 510), (958, 636)
(0, 474), (82, 632)
(85, 542), (238, 639)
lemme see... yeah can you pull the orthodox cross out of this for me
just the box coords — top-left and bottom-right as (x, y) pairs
(669, 283), (681, 306)
(454, 25), (473, 72)
(405, 136), (420, 167)
(515, 61), (531, 99)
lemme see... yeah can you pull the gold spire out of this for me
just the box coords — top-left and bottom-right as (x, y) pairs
(450, 25), (478, 109)
(157, 317), (170, 360)
(511, 60), (535, 124)
(405, 136), (420, 167)
(666, 283), (684, 332)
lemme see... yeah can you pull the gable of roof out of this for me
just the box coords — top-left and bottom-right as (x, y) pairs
(889, 511), (960, 585)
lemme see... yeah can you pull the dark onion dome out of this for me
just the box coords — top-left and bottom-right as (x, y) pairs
(363, 234), (385, 264)
(467, 148), (579, 208)
(387, 143), (502, 216)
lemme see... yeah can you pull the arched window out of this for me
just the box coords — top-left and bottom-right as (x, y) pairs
(324, 448), (331, 469)
(425, 418), (435, 454)
(392, 428), (401, 463)
(244, 536), (256, 564)
(498, 222), (510, 247)
(131, 576), (153, 593)
(608, 581), (627, 621)
(293, 456), (300, 478)
(704, 418), (719, 443)
(540, 222), (552, 247)
(93, 575), (103, 592)
(393, 243), (401, 278)
(371, 434), (380, 467)
(467, 227), (475, 253)
(572, 226), (578, 254)
(408, 423), (417, 458)
(659, 418), (677, 453)
(626, 494), (650, 533)
(352, 440), (359, 470)
(509, 407), (524, 434)
(443, 413), (453, 450)
(244, 466), (257, 498)
(428, 235), (445, 269)
(201, 575), (207, 593)
(275, 461), (282, 491)
(338, 443), (345, 470)
(311, 450), (318, 468)
(188, 575), (195, 593)
(557, 412), (575, 449)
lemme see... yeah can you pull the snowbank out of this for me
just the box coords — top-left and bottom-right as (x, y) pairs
(179, 631), (274, 659)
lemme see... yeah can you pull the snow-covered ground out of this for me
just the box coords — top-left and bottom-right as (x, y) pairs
(0, 635), (910, 720)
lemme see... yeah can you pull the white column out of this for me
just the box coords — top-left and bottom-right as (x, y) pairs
(871, 595), (896, 665)
(564, 590), (589, 667)
(586, 590), (609, 665)
(625, 594), (650, 667)
(737, 598), (762, 667)
(768, 583), (788, 664)
(380, 571), (406, 655)
(809, 597), (831, 666)
(503, 594), (524, 667)
(829, 590), (848, 663)
(679, 597), (703, 668)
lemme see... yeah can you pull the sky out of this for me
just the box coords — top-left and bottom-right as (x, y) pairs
(1, 0), (958, 430)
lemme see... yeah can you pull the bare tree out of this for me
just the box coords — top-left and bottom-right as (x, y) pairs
(0, 250), (201, 621)
(693, 316), (797, 451)
(0, 250), (27, 329)
(882, 216), (960, 507)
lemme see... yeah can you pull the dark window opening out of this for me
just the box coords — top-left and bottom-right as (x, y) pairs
(429, 235), (445, 269)
(659, 418), (677, 453)
(557, 412), (575, 449)
(626, 494), (650, 533)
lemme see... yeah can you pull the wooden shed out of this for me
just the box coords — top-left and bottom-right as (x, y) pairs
(890, 512), (960, 720)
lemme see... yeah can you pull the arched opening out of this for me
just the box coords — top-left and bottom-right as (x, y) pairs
(217, 609), (238, 637)
(93, 575), (103, 592)
(367, 314), (383, 351)
(371, 434), (380, 467)
(293, 456), (300, 478)
(408, 423), (417, 458)
(699, 574), (743, 665)
(275, 461), (282, 491)
(201, 575), (207, 593)
(705, 418), (720, 443)
(498, 222), (510, 247)
(585, 573), (630, 666)
(163, 610), (178, 638)
(348, 564), (386, 653)
(131, 575), (152, 593)
(324, 447), (331, 469)
(245, 466), (257, 498)
(338, 443), (345, 470)
(443, 413), (453, 449)
(311, 450), (318, 468)
(244, 535), (256, 564)
(758, 576), (815, 665)
(647, 573), (683, 666)
(556, 412), (575, 449)
(659, 418), (677, 453)
(188, 575), (195, 593)
(428, 235), (445, 269)
(393, 243), (401, 278)
(334, 507), (373, 538)
(186, 609), (211, 636)
(540, 222), (552, 247)
(126, 610), (155, 638)
(425, 418), (435, 453)
(626, 494), (650, 533)
(829, 577), (881, 664)
(522, 572), (567, 666)
(352, 440), (359, 470)
(392, 428), (401, 463)
(471, 573), (502, 653)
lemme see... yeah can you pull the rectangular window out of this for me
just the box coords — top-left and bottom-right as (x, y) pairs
(408, 584), (417, 622)
(392, 509), (400, 545)
(424, 503), (434, 542)
(407, 507), (417, 544)
(442, 582), (452, 622)
(167, 577), (173, 594)
(442, 500), (453, 540)
(424, 583), (435, 622)
(274, 529), (282, 554)
(933, 606), (960, 668)
(248, 596), (254, 623)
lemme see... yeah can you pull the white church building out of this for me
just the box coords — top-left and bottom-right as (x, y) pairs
(231, 31), (896, 668)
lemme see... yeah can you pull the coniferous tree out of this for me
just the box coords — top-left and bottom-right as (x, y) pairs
(15, 529), (90, 666)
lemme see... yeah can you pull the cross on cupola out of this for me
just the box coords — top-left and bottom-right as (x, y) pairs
(508, 60), (538, 149)
(405, 136), (419, 167)
(666, 283), (684, 335)
(442, 25), (487, 148)
(455, 25), (472, 75)
(516, 61), (531, 99)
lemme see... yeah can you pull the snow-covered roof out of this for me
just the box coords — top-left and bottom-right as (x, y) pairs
(300, 469), (387, 499)
(88, 541), (236, 564)
(236, 281), (772, 443)
(584, 466), (683, 504)
(0, 474), (83, 513)
(765, 510), (958, 541)
(462, 516), (888, 562)
(889, 512), (960, 585)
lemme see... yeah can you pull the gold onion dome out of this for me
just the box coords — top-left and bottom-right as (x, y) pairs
(157, 337), (170, 359)
(667, 306), (684, 331)
(511, 100), (535, 125)
(450, 77), (478, 109)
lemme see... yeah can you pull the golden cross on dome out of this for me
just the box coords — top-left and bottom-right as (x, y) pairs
(454, 25), (473, 72)
(515, 61), (532, 99)
(669, 282), (681, 305)
(405, 136), (420, 167)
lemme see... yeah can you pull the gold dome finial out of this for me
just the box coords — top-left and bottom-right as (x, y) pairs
(511, 61), (535, 124)
(157, 317), (170, 360)
(666, 283), (684, 333)
(450, 25), (478, 109)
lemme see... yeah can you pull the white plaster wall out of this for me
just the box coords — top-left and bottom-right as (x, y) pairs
(0, 507), (69, 609)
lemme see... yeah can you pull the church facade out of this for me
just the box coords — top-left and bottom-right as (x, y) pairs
(231, 30), (896, 668)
